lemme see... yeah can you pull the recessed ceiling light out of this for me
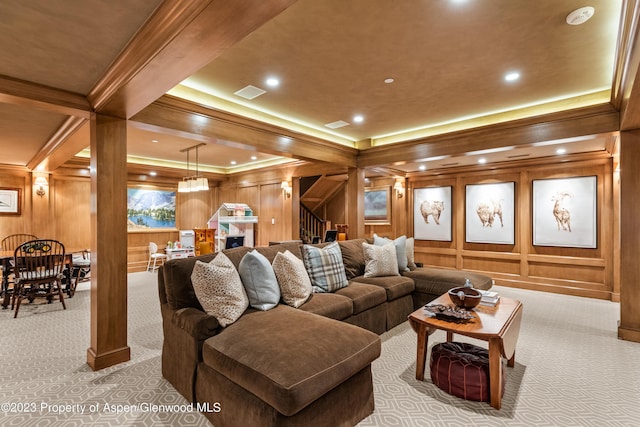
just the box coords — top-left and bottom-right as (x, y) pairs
(250, 155), (257, 160)
(353, 115), (364, 123)
(504, 72), (520, 82)
(265, 77), (280, 87)
(478, 158), (487, 164)
(230, 160), (237, 165)
(566, 6), (595, 25)
(149, 171), (157, 176)
(151, 139), (159, 143)
(419, 165), (427, 171)
(556, 148), (567, 154)
(384, 78), (395, 84)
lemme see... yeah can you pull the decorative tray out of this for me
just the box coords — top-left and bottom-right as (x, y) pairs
(424, 304), (475, 323)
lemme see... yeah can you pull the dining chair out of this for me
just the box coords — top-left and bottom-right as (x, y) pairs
(69, 249), (91, 297)
(1, 233), (38, 306)
(1, 233), (39, 252)
(12, 239), (67, 318)
(147, 242), (167, 271)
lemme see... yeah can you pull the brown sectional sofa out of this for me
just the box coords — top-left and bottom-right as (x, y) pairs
(158, 238), (492, 426)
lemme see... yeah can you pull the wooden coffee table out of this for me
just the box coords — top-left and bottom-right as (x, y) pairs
(408, 293), (523, 409)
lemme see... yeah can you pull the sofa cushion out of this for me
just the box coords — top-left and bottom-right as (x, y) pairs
(272, 250), (312, 308)
(404, 267), (493, 296)
(298, 292), (354, 320)
(201, 305), (381, 416)
(190, 253), (249, 327)
(351, 275), (415, 301)
(363, 242), (399, 277)
(238, 250), (280, 311)
(334, 282), (387, 315)
(337, 238), (368, 279)
(302, 242), (349, 293)
(373, 234), (408, 272)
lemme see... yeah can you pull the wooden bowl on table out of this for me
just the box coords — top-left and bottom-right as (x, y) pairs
(448, 286), (482, 309)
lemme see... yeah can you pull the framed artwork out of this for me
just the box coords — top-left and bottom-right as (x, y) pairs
(364, 186), (391, 225)
(413, 186), (452, 241)
(127, 187), (177, 230)
(532, 176), (597, 248)
(0, 188), (22, 215)
(465, 182), (515, 244)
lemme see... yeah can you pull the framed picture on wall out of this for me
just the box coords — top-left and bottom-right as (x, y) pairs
(532, 176), (597, 248)
(413, 186), (452, 241)
(465, 182), (515, 244)
(364, 186), (391, 225)
(127, 187), (177, 230)
(0, 187), (21, 215)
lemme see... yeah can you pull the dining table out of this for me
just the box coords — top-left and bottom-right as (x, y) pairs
(1, 248), (87, 309)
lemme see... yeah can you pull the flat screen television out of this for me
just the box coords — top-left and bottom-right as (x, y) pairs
(225, 235), (245, 249)
(324, 230), (338, 243)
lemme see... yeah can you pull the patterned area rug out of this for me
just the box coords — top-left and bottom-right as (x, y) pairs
(0, 272), (638, 426)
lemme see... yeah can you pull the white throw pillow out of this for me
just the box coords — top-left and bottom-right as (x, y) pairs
(272, 250), (312, 308)
(191, 253), (249, 327)
(373, 233), (408, 272)
(363, 242), (400, 277)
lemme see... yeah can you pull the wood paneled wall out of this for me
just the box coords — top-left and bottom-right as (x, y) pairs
(0, 171), (31, 240)
(363, 177), (408, 239)
(406, 157), (616, 301)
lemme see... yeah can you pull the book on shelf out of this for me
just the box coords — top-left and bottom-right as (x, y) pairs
(478, 290), (500, 307)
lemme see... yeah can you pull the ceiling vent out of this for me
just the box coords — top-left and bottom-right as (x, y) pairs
(234, 85), (266, 100)
(324, 120), (350, 129)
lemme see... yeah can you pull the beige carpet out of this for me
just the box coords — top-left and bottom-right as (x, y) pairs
(0, 272), (638, 426)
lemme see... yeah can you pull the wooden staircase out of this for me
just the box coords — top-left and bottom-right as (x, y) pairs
(298, 174), (347, 242)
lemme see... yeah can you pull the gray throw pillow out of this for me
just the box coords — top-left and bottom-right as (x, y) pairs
(239, 250), (281, 311)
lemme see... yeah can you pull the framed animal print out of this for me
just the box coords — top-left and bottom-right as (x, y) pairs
(465, 182), (515, 244)
(532, 176), (597, 248)
(413, 186), (452, 241)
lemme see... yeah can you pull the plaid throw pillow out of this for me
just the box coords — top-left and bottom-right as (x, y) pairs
(302, 242), (349, 293)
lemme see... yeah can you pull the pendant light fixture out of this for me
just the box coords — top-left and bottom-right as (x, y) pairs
(178, 143), (209, 193)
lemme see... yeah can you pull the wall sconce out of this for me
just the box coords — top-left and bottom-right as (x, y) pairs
(34, 175), (48, 198)
(281, 181), (292, 198)
(394, 180), (405, 199)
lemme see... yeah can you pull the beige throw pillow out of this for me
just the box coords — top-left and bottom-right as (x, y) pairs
(272, 250), (312, 308)
(191, 252), (249, 327)
(363, 242), (400, 277)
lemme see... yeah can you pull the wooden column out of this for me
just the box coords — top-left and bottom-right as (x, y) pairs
(87, 114), (130, 369)
(618, 130), (640, 342)
(347, 168), (365, 239)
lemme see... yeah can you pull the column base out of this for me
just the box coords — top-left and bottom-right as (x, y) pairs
(87, 346), (131, 371)
(618, 321), (640, 343)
